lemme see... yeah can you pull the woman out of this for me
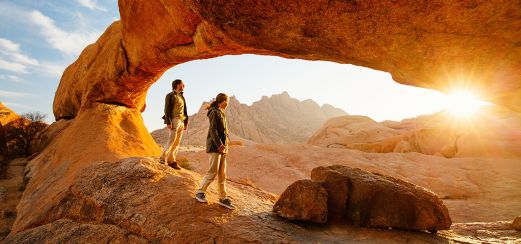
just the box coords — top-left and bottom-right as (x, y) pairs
(195, 93), (235, 210)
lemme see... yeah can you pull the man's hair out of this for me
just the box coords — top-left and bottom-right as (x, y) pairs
(172, 79), (183, 90)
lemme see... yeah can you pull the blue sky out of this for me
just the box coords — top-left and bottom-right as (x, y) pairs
(1, 1), (455, 131)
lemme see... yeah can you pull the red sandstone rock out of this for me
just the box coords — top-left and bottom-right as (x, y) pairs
(311, 165), (452, 231)
(273, 179), (328, 224)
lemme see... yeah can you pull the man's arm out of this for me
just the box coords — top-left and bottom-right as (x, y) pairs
(164, 93), (172, 125)
(183, 96), (189, 128)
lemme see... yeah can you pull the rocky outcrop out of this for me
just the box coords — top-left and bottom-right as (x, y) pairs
(152, 92), (346, 145)
(514, 216), (521, 231)
(274, 165), (451, 231)
(12, 103), (160, 236)
(308, 107), (521, 158)
(7, 157), (297, 243)
(272, 179), (328, 224)
(0, 103), (21, 126)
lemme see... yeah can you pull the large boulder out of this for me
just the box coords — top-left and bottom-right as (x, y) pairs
(311, 165), (452, 231)
(305, 167), (350, 222)
(273, 179), (328, 224)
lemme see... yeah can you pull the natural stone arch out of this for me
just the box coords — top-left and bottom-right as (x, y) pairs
(54, 0), (521, 120)
(9, 0), (521, 236)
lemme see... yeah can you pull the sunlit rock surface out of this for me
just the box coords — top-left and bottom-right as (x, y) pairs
(0, 103), (21, 126)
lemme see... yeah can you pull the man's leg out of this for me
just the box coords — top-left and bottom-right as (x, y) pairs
(164, 120), (183, 165)
(160, 126), (177, 164)
(170, 122), (185, 163)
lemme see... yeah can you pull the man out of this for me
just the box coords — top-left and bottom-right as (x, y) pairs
(195, 93), (235, 210)
(160, 79), (188, 170)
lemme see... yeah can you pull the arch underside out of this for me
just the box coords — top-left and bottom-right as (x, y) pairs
(53, 0), (521, 120)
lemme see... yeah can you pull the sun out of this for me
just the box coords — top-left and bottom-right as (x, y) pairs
(444, 90), (487, 117)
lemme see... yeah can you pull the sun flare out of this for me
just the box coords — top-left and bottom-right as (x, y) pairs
(444, 90), (487, 117)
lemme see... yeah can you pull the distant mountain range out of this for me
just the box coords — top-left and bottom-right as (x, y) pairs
(151, 91), (347, 146)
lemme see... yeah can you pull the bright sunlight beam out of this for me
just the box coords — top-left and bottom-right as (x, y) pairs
(444, 90), (488, 117)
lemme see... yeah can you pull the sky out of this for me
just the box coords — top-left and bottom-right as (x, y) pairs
(1, 1), (462, 131)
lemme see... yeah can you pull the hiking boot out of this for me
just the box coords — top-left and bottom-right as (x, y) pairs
(195, 193), (208, 203)
(218, 198), (235, 210)
(169, 162), (181, 170)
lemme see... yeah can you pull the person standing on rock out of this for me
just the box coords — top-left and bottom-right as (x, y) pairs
(195, 93), (235, 210)
(160, 79), (188, 170)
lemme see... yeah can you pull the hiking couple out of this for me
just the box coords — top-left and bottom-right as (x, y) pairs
(161, 79), (235, 210)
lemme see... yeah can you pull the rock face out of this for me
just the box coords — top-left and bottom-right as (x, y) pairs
(152, 92), (346, 145)
(514, 216), (521, 231)
(311, 165), (452, 231)
(308, 107), (521, 158)
(13, 1), (521, 242)
(272, 179), (328, 224)
(0, 103), (21, 126)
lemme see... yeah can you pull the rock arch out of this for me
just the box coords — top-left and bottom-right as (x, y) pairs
(54, 0), (521, 120)
(9, 0), (521, 235)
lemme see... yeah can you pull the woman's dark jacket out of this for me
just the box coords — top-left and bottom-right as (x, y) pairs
(206, 106), (228, 153)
